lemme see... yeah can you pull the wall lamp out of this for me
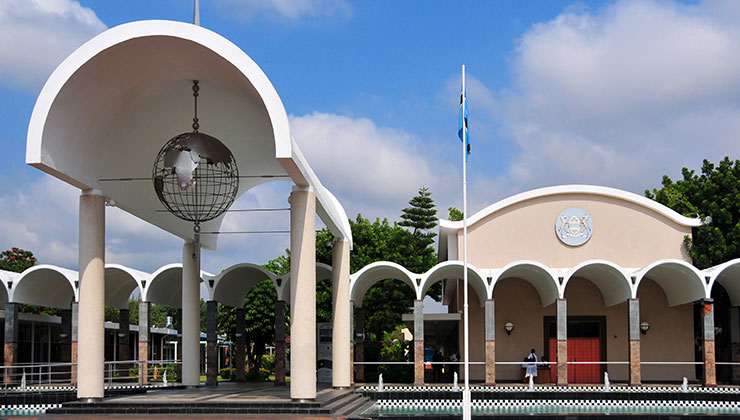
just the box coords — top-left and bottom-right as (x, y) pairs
(640, 321), (650, 335)
(504, 321), (514, 335)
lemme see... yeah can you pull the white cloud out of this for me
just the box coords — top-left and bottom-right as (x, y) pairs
(493, 0), (740, 194)
(214, 0), (351, 22)
(0, 0), (106, 92)
(290, 112), (460, 221)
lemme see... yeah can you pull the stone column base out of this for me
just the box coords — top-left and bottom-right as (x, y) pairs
(274, 340), (286, 386)
(4, 342), (17, 385)
(485, 340), (496, 386)
(356, 343), (365, 383)
(414, 340), (424, 386)
(206, 341), (218, 386)
(556, 339), (568, 386)
(71, 341), (78, 385)
(629, 339), (641, 386)
(350, 341), (355, 386)
(138, 341), (149, 385)
(704, 339), (717, 387)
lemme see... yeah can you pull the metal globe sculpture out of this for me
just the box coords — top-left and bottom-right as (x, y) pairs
(153, 81), (239, 229)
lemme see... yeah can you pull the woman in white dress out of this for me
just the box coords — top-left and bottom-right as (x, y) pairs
(524, 348), (538, 378)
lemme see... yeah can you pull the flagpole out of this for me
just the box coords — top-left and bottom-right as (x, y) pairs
(461, 64), (471, 420)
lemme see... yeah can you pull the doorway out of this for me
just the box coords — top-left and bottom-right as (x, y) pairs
(545, 316), (606, 383)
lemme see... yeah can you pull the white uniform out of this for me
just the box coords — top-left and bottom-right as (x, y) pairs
(525, 352), (538, 377)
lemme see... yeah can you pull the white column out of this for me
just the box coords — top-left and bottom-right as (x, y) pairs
(77, 190), (105, 401)
(290, 186), (316, 400)
(182, 240), (200, 387)
(331, 238), (351, 389)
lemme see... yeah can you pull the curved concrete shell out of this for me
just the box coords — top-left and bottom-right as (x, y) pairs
(563, 259), (633, 306)
(12, 265), (77, 309)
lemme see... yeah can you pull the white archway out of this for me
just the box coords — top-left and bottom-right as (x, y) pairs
(634, 259), (706, 306)
(104, 264), (147, 309)
(145, 263), (211, 308)
(562, 260), (633, 307)
(706, 258), (740, 306)
(12, 265), (77, 309)
(211, 263), (277, 307)
(420, 261), (488, 307)
(349, 262), (416, 307)
(492, 260), (559, 307)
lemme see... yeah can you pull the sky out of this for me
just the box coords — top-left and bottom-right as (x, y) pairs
(1, 0), (740, 277)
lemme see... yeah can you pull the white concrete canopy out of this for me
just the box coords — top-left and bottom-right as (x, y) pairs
(0, 270), (14, 307)
(145, 263), (210, 307)
(562, 260), (633, 307)
(27, 20), (352, 250)
(634, 259), (706, 306)
(11, 265), (77, 309)
(707, 258), (740, 305)
(104, 264), (146, 309)
(350, 262), (416, 307)
(492, 260), (560, 307)
(210, 263), (276, 307)
(421, 261), (487, 307)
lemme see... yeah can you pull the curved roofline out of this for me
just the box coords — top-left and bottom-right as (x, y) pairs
(421, 260), (488, 306)
(440, 185), (702, 231)
(13, 264), (79, 304)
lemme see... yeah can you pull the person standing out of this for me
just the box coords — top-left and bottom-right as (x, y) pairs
(524, 348), (538, 379)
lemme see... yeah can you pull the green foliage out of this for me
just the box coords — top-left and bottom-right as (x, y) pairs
(378, 325), (412, 382)
(448, 206), (463, 221)
(399, 187), (438, 238)
(0, 248), (36, 273)
(646, 157), (740, 269)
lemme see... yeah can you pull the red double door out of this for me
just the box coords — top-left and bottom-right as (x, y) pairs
(548, 337), (602, 383)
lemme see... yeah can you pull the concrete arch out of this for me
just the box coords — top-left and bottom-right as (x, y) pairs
(211, 263), (277, 307)
(26, 20), (352, 249)
(492, 260), (559, 307)
(145, 263), (210, 308)
(634, 259), (706, 307)
(562, 260), (633, 307)
(350, 262), (416, 308)
(105, 264), (147, 309)
(12, 265), (77, 309)
(706, 258), (740, 306)
(420, 261), (488, 307)
(280, 263), (334, 303)
(0, 270), (16, 307)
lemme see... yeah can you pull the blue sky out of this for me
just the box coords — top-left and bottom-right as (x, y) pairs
(1, 0), (739, 275)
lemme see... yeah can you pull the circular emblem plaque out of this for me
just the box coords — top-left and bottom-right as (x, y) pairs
(555, 207), (593, 246)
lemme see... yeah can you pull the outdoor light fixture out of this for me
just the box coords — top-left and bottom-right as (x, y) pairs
(235, 333), (243, 338)
(59, 333), (68, 339)
(504, 321), (514, 335)
(640, 321), (650, 335)
(118, 332), (127, 338)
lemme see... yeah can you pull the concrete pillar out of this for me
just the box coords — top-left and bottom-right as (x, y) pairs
(331, 238), (351, 389)
(274, 300), (286, 386)
(116, 310), (129, 376)
(413, 299), (424, 386)
(71, 302), (78, 384)
(289, 186), (316, 400)
(60, 308), (72, 383)
(556, 298), (568, 386)
(175, 309), (182, 382)
(4, 302), (18, 385)
(628, 298), (641, 386)
(355, 307), (365, 383)
(77, 190), (105, 401)
(182, 241), (201, 387)
(206, 300), (218, 386)
(703, 299), (717, 387)
(484, 299), (495, 386)
(235, 307), (246, 382)
(138, 301), (150, 385)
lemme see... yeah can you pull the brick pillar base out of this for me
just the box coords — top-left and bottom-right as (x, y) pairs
(485, 340), (496, 386)
(206, 341), (218, 386)
(704, 340), (717, 387)
(274, 340), (286, 386)
(4, 342), (16, 385)
(557, 339), (568, 386)
(235, 343), (246, 382)
(138, 341), (149, 385)
(71, 341), (78, 385)
(350, 341), (355, 386)
(629, 339), (641, 386)
(414, 340), (424, 386)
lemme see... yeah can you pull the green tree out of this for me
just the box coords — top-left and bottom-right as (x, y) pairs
(646, 157), (740, 269)
(448, 206), (463, 221)
(398, 187), (438, 274)
(0, 247), (36, 272)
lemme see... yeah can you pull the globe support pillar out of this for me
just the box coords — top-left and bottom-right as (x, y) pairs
(77, 190), (105, 401)
(289, 186), (316, 401)
(182, 241), (201, 387)
(331, 239), (351, 389)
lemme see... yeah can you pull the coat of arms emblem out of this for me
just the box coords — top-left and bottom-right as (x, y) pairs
(555, 208), (593, 246)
